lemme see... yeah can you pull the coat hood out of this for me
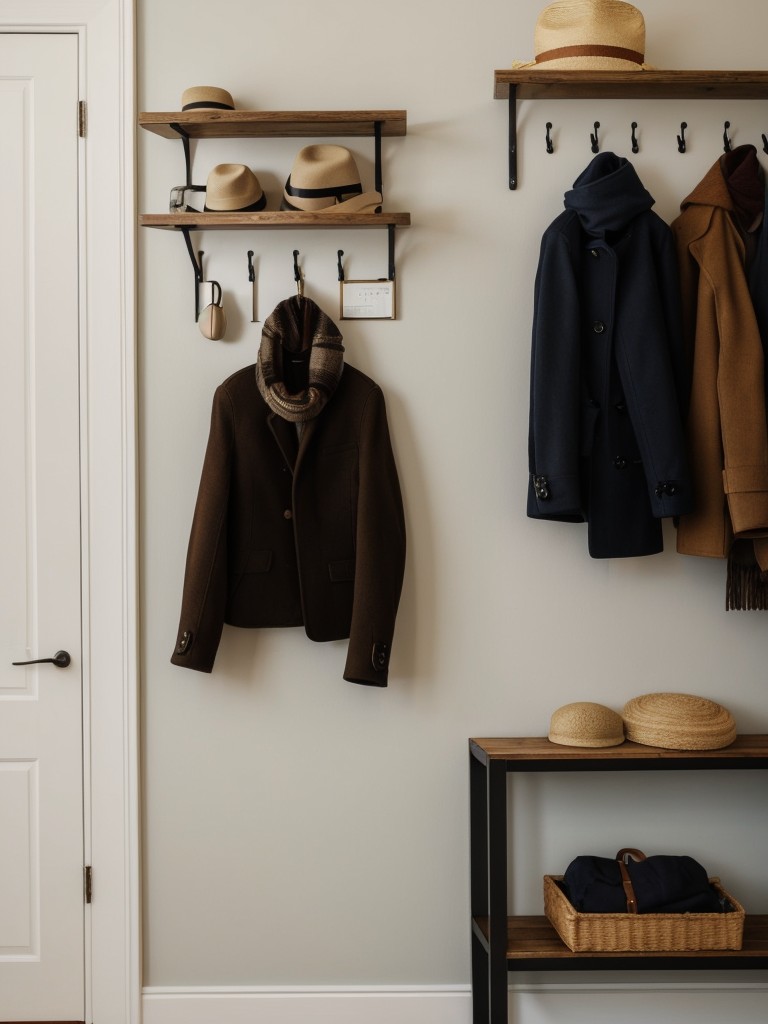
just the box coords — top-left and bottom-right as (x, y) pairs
(563, 152), (654, 238)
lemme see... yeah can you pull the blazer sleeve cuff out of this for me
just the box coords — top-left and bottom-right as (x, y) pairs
(527, 472), (583, 520)
(723, 466), (768, 536)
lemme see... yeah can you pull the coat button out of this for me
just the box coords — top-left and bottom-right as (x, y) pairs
(615, 402), (626, 412)
(533, 475), (551, 500)
(613, 456), (628, 470)
(590, 249), (600, 258)
(283, 509), (293, 520)
(592, 321), (606, 334)
(371, 642), (390, 672)
(176, 630), (192, 655)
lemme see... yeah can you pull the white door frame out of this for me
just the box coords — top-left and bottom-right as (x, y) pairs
(0, 3), (139, 1023)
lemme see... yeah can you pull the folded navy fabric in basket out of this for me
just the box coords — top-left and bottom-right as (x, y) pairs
(563, 854), (726, 914)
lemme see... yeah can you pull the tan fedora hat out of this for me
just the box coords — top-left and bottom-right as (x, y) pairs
(204, 164), (266, 212)
(512, 0), (655, 71)
(548, 701), (625, 747)
(181, 85), (235, 111)
(622, 692), (737, 750)
(281, 144), (382, 214)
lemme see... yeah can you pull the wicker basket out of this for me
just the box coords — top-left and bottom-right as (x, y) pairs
(543, 874), (745, 952)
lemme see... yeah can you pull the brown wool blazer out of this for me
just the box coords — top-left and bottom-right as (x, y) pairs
(171, 363), (406, 685)
(672, 158), (768, 559)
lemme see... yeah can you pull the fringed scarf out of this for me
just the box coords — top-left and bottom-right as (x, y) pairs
(256, 296), (344, 422)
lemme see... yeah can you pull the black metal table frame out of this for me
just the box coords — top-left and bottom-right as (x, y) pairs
(469, 742), (768, 1024)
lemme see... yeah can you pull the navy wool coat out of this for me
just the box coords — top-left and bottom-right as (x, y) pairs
(527, 152), (693, 558)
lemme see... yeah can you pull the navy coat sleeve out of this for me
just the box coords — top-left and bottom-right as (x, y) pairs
(527, 222), (585, 522)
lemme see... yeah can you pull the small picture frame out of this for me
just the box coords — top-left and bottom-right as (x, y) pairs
(340, 279), (396, 320)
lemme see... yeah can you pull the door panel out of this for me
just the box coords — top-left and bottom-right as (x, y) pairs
(0, 33), (84, 1021)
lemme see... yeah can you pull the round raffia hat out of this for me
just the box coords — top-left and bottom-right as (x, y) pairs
(181, 86), (235, 111)
(622, 693), (737, 750)
(204, 164), (266, 212)
(548, 702), (625, 747)
(281, 144), (383, 214)
(511, 0), (655, 71)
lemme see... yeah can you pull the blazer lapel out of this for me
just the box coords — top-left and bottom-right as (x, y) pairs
(267, 412), (300, 473)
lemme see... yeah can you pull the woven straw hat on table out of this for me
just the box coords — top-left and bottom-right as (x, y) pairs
(548, 702), (625, 747)
(622, 693), (737, 750)
(511, 0), (655, 71)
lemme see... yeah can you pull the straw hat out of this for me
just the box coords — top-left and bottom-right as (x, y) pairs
(548, 702), (625, 747)
(281, 145), (383, 214)
(622, 693), (737, 750)
(181, 86), (235, 111)
(511, 0), (654, 71)
(204, 164), (266, 212)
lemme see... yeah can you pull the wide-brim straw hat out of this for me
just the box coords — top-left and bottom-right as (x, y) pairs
(282, 144), (383, 214)
(511, 0), (655, 71)
(548, 702), (625, 747)
(204, 164), (266, 212)
(622, 693), (737, 750)
(181, 85), (235, 111)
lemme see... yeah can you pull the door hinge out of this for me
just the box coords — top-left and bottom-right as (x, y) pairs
(84, 865), (93, 904)
(78, 100), (87, 139)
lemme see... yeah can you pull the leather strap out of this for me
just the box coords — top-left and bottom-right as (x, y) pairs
(535, 44), (645, 66)
(616, 848), (646, 914)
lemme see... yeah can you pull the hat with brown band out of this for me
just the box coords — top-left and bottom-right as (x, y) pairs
(281, 144), (383, 214)
(181, 85), (235, 111)
(204, 164), (266, 212)
(511, 0), (655, 71)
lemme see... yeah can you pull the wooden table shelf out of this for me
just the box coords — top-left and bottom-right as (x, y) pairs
(140, 211), (411, 230)
(469, 735), (768, 1023)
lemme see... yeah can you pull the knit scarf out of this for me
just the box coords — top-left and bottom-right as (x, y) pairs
(256, 296), (344, 422)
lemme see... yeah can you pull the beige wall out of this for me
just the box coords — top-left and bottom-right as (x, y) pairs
(138, 0), (768, 1007)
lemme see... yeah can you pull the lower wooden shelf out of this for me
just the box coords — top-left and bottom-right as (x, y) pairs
(473, 914), (768, 965)
(140, 211), (411, 229)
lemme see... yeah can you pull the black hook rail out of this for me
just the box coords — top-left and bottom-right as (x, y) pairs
(590, 121), (600, 154)
(545, 122), (554, 154)
(723, 120), (732, 152)
(631, 121), (639, 154)
(677, 121), (688, 153)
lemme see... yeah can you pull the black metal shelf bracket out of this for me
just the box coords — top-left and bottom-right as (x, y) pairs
(169, 122), (193, 186)
(180, 226), (204, 320)
(508, 87), (518, 190)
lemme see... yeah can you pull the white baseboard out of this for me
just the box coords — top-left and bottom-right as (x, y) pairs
(143, 981), (768, 1024)
(142, 986), (472, 1024)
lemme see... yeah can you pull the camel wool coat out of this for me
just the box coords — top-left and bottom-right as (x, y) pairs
(672, 155), (768, 561)
(170, 361), (406, 686)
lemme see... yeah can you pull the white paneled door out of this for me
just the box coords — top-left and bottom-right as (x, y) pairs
(0, 33), (85, 1022)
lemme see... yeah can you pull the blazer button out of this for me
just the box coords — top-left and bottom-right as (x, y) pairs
(592, 321), (606, 334)
(283, 509), (293, 520)
(590, 248), (600, 258)
(613, 456), (628, 470)
(371, 642), (390, 672)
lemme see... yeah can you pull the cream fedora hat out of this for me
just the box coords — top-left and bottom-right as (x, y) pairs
(512, 0), (654, 71)
(281, 144), (383, 214)
(181, 85), (235, 111)
(204, 164), (266, 212)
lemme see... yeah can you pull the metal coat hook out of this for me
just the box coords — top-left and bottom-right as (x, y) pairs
(247, 250), (259, 323)
(545, 122), (554, 154)
(293, 249), (304, 299)
(631, 121), (639, 154)
(590, 121), (600, 154)
(677, 122), (687, 154)
(337, 250), (345, 282)
(762, 133), (768, 155)
(723, 121), (732, 153)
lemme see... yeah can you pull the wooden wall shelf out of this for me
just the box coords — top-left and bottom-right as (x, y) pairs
(493, 70), (768, 188)
(469, 735), (768, 1023)
(140, 211), (411, 230)
(139, 108), (410, 318)
(138, 109), (407, 140)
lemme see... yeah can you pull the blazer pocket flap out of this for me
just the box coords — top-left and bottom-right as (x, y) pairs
(244, 549), (273, 573)
(328, 558), (355, 582)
